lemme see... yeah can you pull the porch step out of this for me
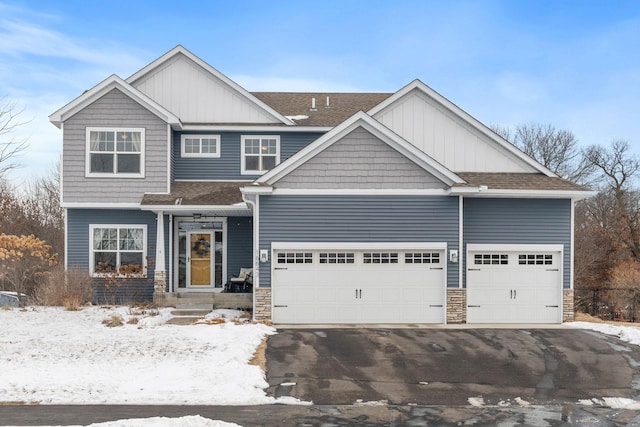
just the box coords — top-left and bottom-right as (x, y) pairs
(167, 308), (212, 325)
(175, 303), (215, 310)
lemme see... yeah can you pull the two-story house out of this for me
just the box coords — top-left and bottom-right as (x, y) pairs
(50, 46), (593, 324)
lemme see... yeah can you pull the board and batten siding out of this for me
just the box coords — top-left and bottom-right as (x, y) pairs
(275, 128), (447, 189)
(62, 88), (169, 204)
(67, 208), (163, 303)
(258, 195), (459, 288)
(131, 52), (283, 124)
(463, 198), (572, 288)
(373, 90), (538, 174)
(173, 131), (323, 181)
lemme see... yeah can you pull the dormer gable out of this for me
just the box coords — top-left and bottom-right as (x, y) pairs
(126, 46), (294, 126)
(369, 80), (556, 176)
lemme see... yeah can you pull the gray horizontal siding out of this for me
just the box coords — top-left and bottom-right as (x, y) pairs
(62, 88), (169, 203)
(173, 132), (323, 180)
(67, 208), (160, 303)
(275, 128), (446, 189)
(463, 198), (572, 288)
(226, 217), (253, 282)
(258, 195), (459, 288)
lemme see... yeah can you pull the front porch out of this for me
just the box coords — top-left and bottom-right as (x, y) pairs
(154, 291), (253, 310)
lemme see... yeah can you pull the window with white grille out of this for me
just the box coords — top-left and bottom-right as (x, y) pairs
(405, 252), (440, 264)
(363, 252), (398, 264)
(277, 252), (313, 264)
(474, 254), (508, 265)
(319, 252), (355, 264)
(518, 254), (553, 265)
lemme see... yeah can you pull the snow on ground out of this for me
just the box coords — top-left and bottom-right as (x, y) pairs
(0, 306), (289, 405)
(72, 416), (240, 427)
(567, 321), (640, 409)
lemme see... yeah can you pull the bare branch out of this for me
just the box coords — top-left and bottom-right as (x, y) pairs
(0, 98), (30, 178)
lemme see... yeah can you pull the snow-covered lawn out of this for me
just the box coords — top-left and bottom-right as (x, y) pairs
(0, 306), (287, 405)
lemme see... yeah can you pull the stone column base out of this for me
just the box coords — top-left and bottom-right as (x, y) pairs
(254, 288), (272, 321)
(447, 289), (467, 324)
(154, 271), (167, 294)
(563, 289), (575, 322)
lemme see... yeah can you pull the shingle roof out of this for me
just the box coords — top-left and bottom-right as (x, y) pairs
(456, 173), (590, 191)
(141, 181), (246, 206)
(251, 92), (393, 127)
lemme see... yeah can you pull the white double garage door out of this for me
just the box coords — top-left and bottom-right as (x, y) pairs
(271, 243), (563, 324)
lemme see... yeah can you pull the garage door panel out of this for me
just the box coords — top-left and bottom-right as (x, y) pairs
(467, 249), (562, 324)
(273, 247), (446, 324)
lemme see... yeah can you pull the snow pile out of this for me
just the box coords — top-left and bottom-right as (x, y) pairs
(578, 397), (640, 410)
(566, 321), (640, 347)
(79, 416), (240, 427)
(0, 306), (287, 405)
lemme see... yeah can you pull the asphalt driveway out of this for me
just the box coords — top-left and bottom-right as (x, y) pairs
(266, 328), (640, 406)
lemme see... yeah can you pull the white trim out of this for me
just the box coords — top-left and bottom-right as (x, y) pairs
(125, 45), (295, 126)
(257, 111), (463, 186)
(240, 193), (259, 318)
(182, 124), (331, 132)
(85, 127), (146, 178)
(570, 200), (575, 290)
(180, 134), (221, 158)
(49, 74), (181, 128)
(240, 135), (281, 175)
(89, 224), (148, 278)
(458, 195), (463, 289)
(454, 188), (598, 199)
(64, 208), (68, 269)
(268, 188), (451, 196)
(272, 242), (448, 251)
(62, 202), (141, 209)
(367, 79), (557, 177)
(168, 214), (173, 293)
(155, 211), (165, 272)
(467, 243), (563, 252)
(240, 185), (273, 195)
(139, 204), (250, 212)
(175, 179), (255, 183)
(166, 124), (172, 194)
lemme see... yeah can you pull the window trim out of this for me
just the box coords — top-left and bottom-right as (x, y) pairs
(85, 127), (146, 178)
(240, 135), (281, 175)
(180, 134), (221, 158)
(89, 224), (148, 278)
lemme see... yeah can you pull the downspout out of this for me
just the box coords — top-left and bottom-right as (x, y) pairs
(242, 192), (259, 321)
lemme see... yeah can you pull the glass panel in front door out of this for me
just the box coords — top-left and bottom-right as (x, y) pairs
(190, 232), (213, 286)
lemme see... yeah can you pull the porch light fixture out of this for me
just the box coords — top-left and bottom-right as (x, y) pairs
(192, 213), (202, 219)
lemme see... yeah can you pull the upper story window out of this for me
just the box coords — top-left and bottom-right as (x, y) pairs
(86, 128), (145, 178)
(181, 134), (220, 158)
(241, 135), (280, 175)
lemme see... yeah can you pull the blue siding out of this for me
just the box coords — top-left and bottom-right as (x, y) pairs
(258, 195), (460, 288)
(226, 217), (253, 282)
(463, 198), (572, 288)
(67, 209), (159, 303)
(173, 132), (324, 180)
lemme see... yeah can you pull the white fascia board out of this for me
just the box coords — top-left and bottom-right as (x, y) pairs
(467, 243), (563, 252)
(240, 185), (273, 195)
(182, 124), (332, 133)
(139, 204), (249, 211)
(49, 75), (182, 129)
(126, 45), (295, 126)
(270, 188), (450, 196)
(258, 111), (463, 186)
(368, 80), (557, 178)
(272, 241), (448, 251)
(456, 189), (598, 199)
(62, 202), (141, 209)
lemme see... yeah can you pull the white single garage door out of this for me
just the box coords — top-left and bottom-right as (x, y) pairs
(272, 243), (447, 324)
(467, 244), (563, 324)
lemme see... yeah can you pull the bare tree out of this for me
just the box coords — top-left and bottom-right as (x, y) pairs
(0, 98), (29, 178)
(583, 140), (640, 260)
(492, 122), (594, 184)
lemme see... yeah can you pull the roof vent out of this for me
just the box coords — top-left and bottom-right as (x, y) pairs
(310, 97), (317, 112)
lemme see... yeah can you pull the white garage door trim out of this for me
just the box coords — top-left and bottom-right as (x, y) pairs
(466, 244), (564, 324)
(271, 241), (448, 324)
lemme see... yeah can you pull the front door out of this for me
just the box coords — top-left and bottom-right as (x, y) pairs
(188, 231), (213, 287)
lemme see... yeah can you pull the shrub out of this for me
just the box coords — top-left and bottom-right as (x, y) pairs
(35, 267), (94, 309)
(102, 313), (124, 327)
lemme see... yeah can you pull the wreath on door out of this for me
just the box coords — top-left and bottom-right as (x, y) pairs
(193, 238), (211, 257)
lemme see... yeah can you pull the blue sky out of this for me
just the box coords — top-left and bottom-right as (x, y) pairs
(1, 0), (639, 185)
